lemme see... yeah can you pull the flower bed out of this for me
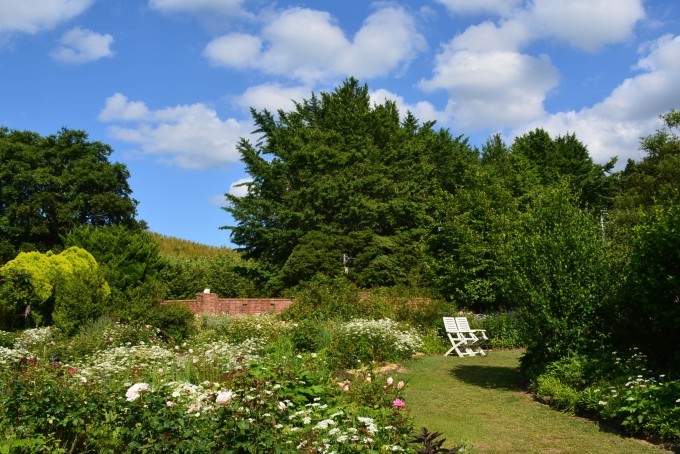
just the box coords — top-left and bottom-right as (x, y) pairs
(0, 324), (420, 452)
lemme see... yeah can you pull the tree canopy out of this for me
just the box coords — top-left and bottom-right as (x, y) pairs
(224, 78), (476, 291)
(0, 127), (142, 262)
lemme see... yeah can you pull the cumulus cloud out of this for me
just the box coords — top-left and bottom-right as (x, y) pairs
(233, 83), (311, 113)
(99, 94), (252, 169)
(51, 27), (114, 63)
(421, 49), (559, 129)
(530, 0), (644, 51)
(99, 93), (151, 121)
(204, 6), (425, 83)
(0, 0), (93, 34)
(421, 0), (644, 131)
(514, 34), (680, 165)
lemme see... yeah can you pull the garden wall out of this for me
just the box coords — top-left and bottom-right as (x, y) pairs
(163, 292), (294, 316)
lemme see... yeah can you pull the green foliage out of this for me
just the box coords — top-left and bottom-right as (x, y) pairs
(531, 350), (680, 444)
(63, 225), (165, 294)
(0, 247), (109, 330)
(51, 269), (110, 336)
(473, 312), (526, 350)
(0, 127), (142, 263)
(145, 302), (196, 342)
(225, 78), (476, 290)
(500, 184), (613, 371)
(161, 254), (260, 299)
(281, 276), (361, 321)
(611, 203), (680, 369)
(511, 128), (616, 209)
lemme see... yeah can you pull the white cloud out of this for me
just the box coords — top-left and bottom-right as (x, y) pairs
(421, 50), (559, 129)
(514, 34), (680, 165)
(530, 0), (645, 51)
(450, 19), (530, 52)
(421, 0), (644, 131)
(99, 93), (151, 121)
(227, 178), (252, 198)
(0, 0), (93, 34)
(204, 33), (262, 67)
(149, 0), (244, 15)
(99, 94), (252, 169)
(370, 88), (449, 125)
(435, 0), (523, 17)
(51, 27), (114, 63)
(204, 6), (425, 83)
(233, 83), (311, 113)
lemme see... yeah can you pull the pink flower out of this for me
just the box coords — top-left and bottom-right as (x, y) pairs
(392, 398), (406, 409)
(343, 384), (350, 392)
(67, 367), (77, 374)
(397, 381), (405, 390)
(386, 377), (394, 386)
(278, 401), (286, 411)
(216, 390), (233, 405)
(166, 401), (175, 407)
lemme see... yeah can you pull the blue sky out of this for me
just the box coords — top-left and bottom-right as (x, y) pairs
(1, 0), (679, 247)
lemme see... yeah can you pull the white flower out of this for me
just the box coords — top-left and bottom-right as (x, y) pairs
(278, 401), (286, 411)
(80, 376), (87, 384)
(387, 377), (394, 386)
(126, 382), (150, 402)
(216, 390), (233, 405)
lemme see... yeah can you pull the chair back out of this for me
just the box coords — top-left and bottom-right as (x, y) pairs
(443, 317), (458, 332)
(455, 317), (472, 331)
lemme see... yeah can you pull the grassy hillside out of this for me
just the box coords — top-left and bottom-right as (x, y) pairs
(151, 233), (238, 258)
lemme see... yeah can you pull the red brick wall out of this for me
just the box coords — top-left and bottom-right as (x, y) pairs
(164, 293), (294, 316)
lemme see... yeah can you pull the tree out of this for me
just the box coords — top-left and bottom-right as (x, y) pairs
(610, 110), (680, 238)
(224, 78), (475, 291)
(63, 225), (165, 295)
(0, 247), (109, 331)
(0, 127), (142, 263)
(511, 128), (617, 209)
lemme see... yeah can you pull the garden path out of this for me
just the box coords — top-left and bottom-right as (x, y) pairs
(401, 349), (670, 453)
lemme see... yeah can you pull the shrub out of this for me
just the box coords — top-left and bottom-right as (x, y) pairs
(472, 312), (526, 349)
(146, 302), (196, 342)
(500, 184), (613, 373)
(213, 313), (290, 345)
(328, 318), (423, 369)
(0, 330), (17, 348)
(282, 276), (360, 321)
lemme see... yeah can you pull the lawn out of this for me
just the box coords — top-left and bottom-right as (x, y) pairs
(402, 349), (669, 453)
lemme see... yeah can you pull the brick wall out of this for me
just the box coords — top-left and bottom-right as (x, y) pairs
(164, 292), (294, 316)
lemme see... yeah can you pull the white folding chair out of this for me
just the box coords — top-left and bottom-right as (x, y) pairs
(443, 317), (478, 357)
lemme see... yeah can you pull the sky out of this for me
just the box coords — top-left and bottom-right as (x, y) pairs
(1, 0), (679, 247)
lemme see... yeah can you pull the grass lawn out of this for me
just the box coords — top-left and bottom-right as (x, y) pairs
(401, 349), (669, 453)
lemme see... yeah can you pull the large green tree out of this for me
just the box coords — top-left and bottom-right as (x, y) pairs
(0, 127), (142, 262)
(511, 128), (617, 209)
(224, 78), (475, 291)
